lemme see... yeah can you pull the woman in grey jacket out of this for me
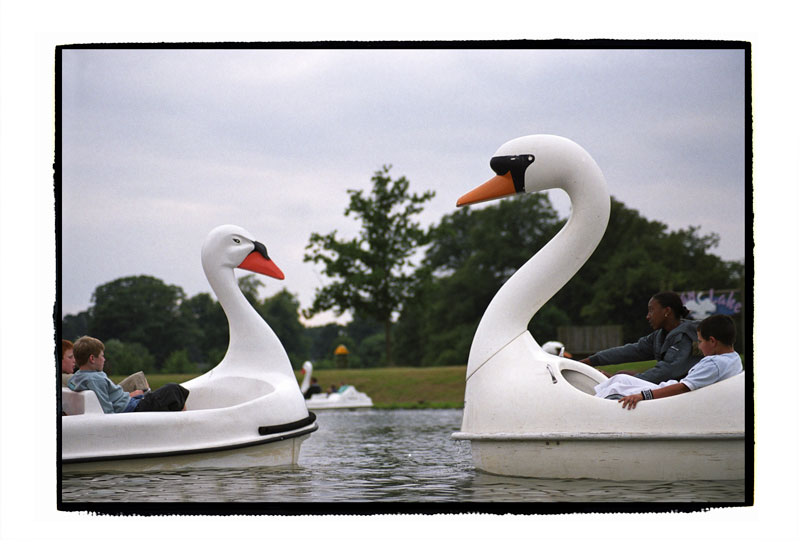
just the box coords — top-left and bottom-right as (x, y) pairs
(579, 291), (701, 383)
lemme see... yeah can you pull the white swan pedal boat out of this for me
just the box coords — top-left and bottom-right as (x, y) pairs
(450, 135), (746, 481)
(299, 361), (373, 410)
(61, 225), (318, 472)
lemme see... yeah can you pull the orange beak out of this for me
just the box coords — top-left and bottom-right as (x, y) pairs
(238, 251), (285, 280)
(456, 172), (517, 207)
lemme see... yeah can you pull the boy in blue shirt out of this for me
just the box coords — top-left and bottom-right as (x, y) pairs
(68, 336), (188, 413)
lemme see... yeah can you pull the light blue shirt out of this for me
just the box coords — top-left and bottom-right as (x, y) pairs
(681, 352), (743, 391)
(67, 370), (131, 413)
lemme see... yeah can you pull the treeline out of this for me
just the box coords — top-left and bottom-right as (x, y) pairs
(61, 193), (744, 374)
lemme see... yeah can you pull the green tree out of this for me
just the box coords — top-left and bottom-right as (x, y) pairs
(395, 194), (744, 364)
(89, 275), (194, 366)
(396, 193), (562, 365)
(61, 310), (89, 341)
(357, 332), (386, 368)
(181, 292), (228, 366)
(304, 165), (435, 365)
(573, 199), (744, 342)
(258, 288), (310, 369)
(237, 274), (262, 307)
(102, 339), (156, 375)
(306, 323), (345, 362)
(162, 349), (196, 374)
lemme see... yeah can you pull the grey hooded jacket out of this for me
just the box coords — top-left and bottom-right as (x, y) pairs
(587, 319), (701, 383)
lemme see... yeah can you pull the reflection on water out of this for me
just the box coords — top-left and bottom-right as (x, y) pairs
(61, 409), (745, 505)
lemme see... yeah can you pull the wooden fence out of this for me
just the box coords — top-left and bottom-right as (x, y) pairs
(556, 325), (623, 357)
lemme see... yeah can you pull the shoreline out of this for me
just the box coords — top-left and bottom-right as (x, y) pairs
(111, 361), (665, 409)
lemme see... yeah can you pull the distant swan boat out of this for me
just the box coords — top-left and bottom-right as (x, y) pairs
(300, 361), (373, 410)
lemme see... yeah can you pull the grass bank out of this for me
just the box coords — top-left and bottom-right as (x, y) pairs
(297, 366), (468, 409)
(112, 361), (659, 409)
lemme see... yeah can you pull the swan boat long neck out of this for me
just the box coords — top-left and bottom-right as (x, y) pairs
(201, 226), (293, 379)
(460, 135), (610, 378)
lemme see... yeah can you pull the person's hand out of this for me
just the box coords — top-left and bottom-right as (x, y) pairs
(619, 393), (643, 409)
(130, 389), (144, 397)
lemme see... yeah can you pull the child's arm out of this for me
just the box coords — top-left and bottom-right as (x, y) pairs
(91, 380), (118, 414)
(619, 382), (690, 410)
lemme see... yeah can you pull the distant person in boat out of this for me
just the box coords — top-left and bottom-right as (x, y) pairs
(67, 336), (189, 414)
(304, 377), (322, 399)
(579, 291), (701, 383)
(594, 314), (743, 409)
(61, 339), (76, 386)
(328, 384), (338, 395)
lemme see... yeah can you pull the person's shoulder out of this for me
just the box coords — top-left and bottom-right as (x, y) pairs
(675, 320), (699, 334)
(663, 320), (699, 343)
(705, 352), (737, 363)
(718, 351), (742, 367)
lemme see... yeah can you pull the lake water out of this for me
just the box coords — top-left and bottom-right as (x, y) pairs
(60, 408), (747, 511)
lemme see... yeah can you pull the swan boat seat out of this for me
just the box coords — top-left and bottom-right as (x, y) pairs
(61, 388), (104, 416)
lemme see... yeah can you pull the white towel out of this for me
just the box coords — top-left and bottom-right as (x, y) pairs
(594, 374), (679, 399)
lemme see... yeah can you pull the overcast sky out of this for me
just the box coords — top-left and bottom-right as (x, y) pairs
(59, 46), (747, 325)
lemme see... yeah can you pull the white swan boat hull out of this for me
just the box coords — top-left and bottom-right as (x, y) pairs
(62, 427), (312, 474)
(306, 386), (373, 410)
(452, 332), (746, 481)
(62, 381), (317, 472)
(62, 377), (318, 472)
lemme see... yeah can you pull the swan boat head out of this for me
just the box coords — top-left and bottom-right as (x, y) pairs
(198, 224), (294, 382)
(457, 135), (610, 378)
(541, 341), (566, 357)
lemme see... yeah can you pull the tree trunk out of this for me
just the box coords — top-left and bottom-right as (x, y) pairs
(384, 318), (393, 366)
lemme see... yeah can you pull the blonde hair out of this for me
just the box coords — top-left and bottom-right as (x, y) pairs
(73, 336), (105, 367)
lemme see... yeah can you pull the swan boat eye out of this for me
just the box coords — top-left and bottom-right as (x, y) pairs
(233, 238), (241, 244)
(490, 154), (535, 193)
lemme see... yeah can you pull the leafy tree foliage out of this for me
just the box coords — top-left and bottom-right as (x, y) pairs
(304, 165), (435, 364)
(257, 288), (310, 369)
(562, 199), (744, 342)
(70, 273), (310, 373)
(162, 349), (196, 374)
(395, 193), (562, 365)
(102, 339), (156, 375)
(62, 192), (744, 370)
(395, 195), (744, 365)
(88, 275), (196, 366)
(61, 310), (89, 342)
(180, 292), (227, 366)
(305, 323), (345, 362)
